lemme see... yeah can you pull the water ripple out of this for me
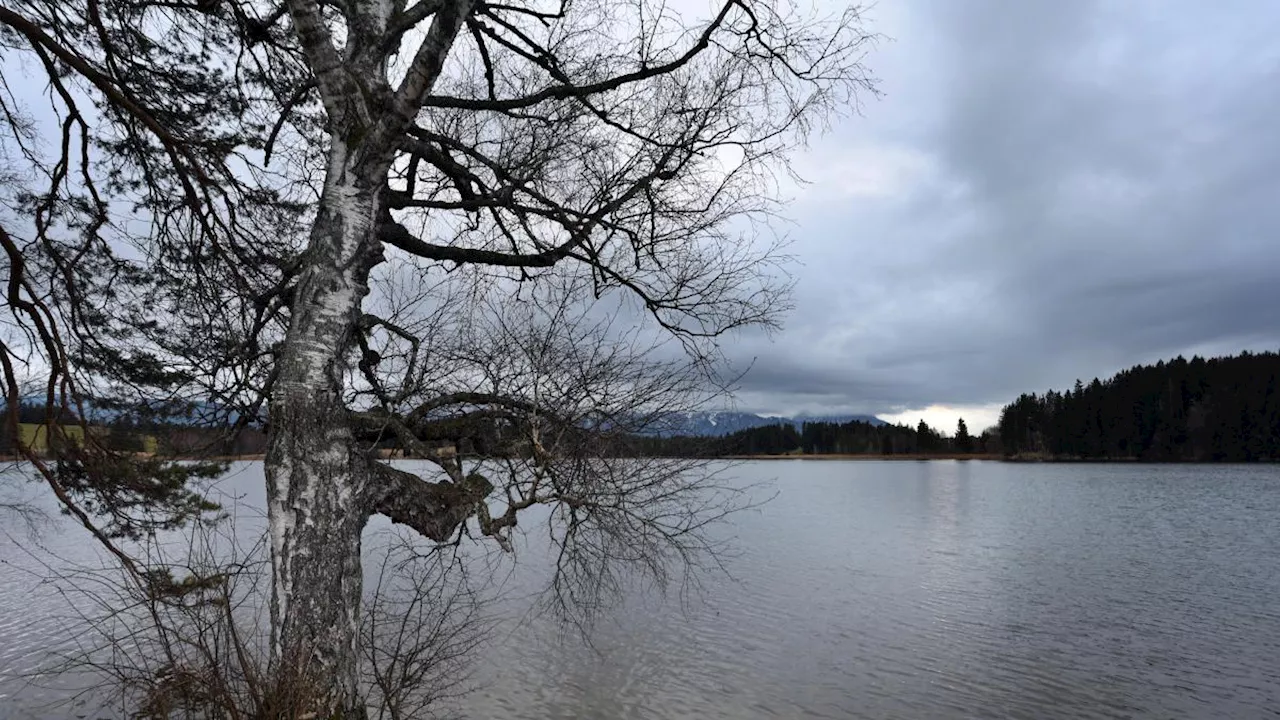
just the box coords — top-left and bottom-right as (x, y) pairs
(4, 461), (1280, 719)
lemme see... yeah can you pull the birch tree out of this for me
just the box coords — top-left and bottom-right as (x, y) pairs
(0, 0), (876, 714)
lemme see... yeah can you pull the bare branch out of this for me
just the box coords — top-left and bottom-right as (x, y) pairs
(392, 0), (479, 122)
(280, 0), (348, 116)
(418, 0), (740, 111)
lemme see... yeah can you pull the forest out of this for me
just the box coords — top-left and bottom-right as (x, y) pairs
(0, 402), (267, 457)
(997, 351), (1280, 461)
(642, 350), (1280, 461)
(639, 417), (996, 457)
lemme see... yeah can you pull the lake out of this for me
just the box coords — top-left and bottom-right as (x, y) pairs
(3, 460), (1279, 718)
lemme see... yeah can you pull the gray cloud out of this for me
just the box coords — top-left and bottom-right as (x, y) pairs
(731, 0), (1280, 418)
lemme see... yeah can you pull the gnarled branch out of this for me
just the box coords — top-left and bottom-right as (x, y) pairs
(364, 461), (493, 542)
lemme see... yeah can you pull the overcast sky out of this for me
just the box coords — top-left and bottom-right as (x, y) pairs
(6, 1), (1276, 433)
(725, 0), (1280, 431)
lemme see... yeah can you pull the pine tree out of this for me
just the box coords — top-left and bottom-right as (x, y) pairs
(916, 419), (933, 453)
(955, 418), (972, 453)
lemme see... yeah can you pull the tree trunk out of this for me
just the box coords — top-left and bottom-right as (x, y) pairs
(265, 139), (383, 716)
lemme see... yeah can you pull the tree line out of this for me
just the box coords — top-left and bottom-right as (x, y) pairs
(640, 417), (998, 457)
(0, 402), (266, 457)
(997, 350), (1280, 461)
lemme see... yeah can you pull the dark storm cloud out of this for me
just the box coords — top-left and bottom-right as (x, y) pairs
(733, 0), (1280, 419)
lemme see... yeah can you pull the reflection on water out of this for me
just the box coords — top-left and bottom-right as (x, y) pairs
(4, 460), (1280, 719)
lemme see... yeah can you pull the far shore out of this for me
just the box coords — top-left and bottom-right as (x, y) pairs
(8, 452), (1276, 464)
(725, 454), (1280, 463)
(725, 453), (1003, 461)
(4, 451), (1001, 463)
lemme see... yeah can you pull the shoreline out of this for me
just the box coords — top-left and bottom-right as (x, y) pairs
(8, 453), (1278, 464)
(723, 453), (1002, 461)
(724, 454), (1280, 463)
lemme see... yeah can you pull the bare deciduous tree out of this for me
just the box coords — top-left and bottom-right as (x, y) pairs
(0, 0), (876, 714)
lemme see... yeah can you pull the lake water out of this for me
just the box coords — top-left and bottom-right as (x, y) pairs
(3, 460), (1279, 718)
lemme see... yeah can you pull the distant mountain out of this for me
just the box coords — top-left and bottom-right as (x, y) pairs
(9, 396), (256, 426)
(655, 411), (885, 437)
(652, 411), (779, 437)
(790, 413), (888, 428)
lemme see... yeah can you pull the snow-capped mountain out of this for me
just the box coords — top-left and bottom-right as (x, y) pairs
(655, 411), (885, 437)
